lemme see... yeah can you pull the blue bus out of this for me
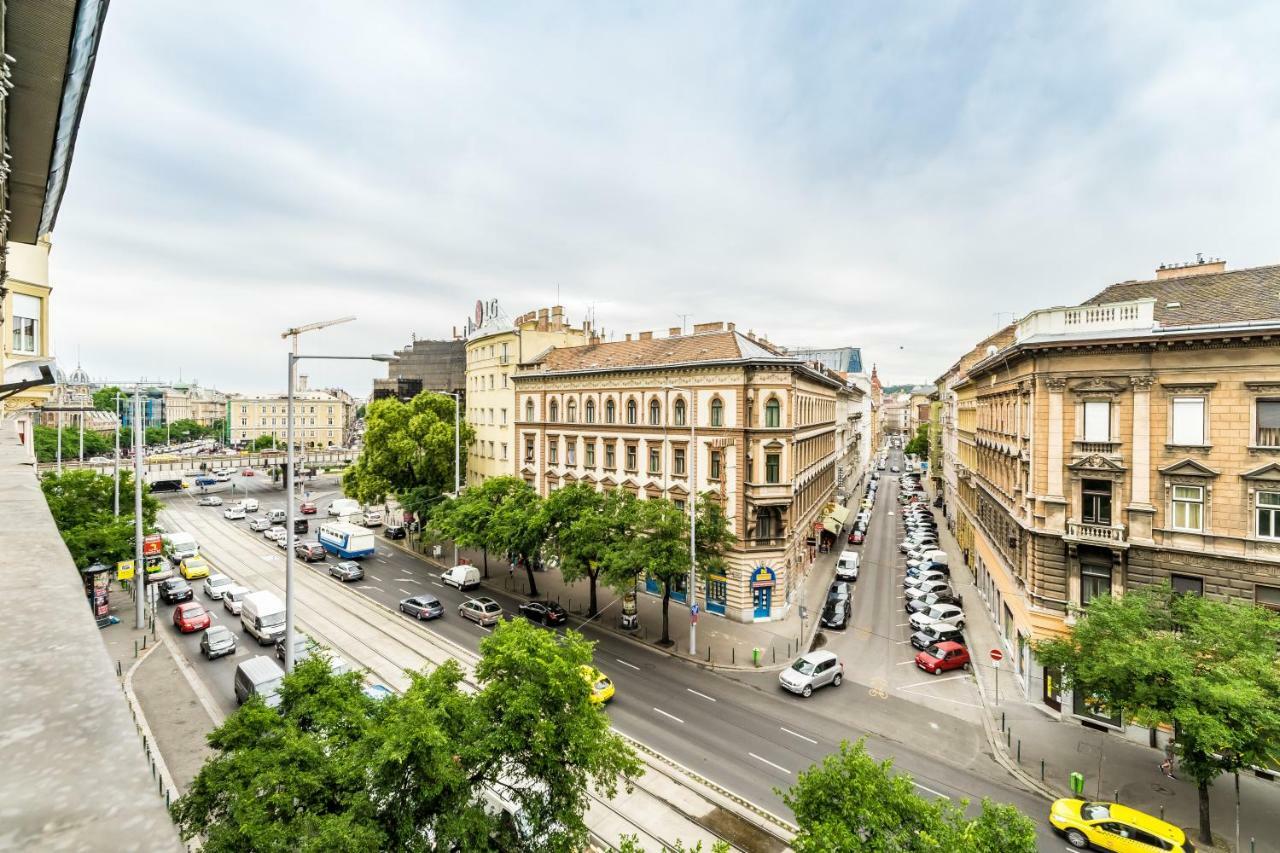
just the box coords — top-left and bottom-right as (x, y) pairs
(318, 522), (376, 559)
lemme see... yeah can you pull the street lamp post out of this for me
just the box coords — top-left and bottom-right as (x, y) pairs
(113, 393), (122, 516)
(133, 385), (146, 630)
(663, 384), (697, 656)
(437, 390), (463, 565)
(284, 351), (395, 673)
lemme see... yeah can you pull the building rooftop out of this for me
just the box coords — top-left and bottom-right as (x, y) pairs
(526, 327), (794, 374)
(1083, 262), (1280, 327)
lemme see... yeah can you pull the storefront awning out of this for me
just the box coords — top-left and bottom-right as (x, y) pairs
(822, 504), (851, 534)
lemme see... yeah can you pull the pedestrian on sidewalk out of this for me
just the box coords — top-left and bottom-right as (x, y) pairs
(1160, 756), (1176, 780)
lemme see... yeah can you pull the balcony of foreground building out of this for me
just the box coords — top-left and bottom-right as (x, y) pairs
(1015, 297), (1156, 343)
(744, 534), (787, 551)
(1063, 519), (1129, 549)
(744, 482), (793, 502)
(1, 423), (180, 849)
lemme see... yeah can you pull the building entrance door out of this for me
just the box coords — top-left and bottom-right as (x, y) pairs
(752, 586), (772, 619)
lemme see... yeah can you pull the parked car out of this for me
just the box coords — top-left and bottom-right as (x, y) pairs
(915, 641), (970, 675)
(848, 530), (864, 545)
(330, 561), (364, 582)
(299, 501), (317, 515)
(202, 573), (235, 600)
(1048, 799), (1190, 852)
(906, 561), (950, 580)
(222, 585), (250, 615)
(200, 625), (237, 659)
(399, 594), (444, 620)
(907, 590), (963, 614)
(459, 597), (503, 626)
(266, 509), (287, 524)
(248, 517), (273, 532)
(173, 602), (211, 633)
(835, 551), (860, 582)
(295, 542), (327, 562)
(241, 468), (255, 477)
(820, 599), (850, 629)
(904, 569), (949, 589)
(213, 472), (231, 482)
(910, 622), (967, 651)
(159, 577), (193, 604)
(223, 506), (246, 520)
(197, 495), (223, 507)
(826, 581), (852, 604)
(778, 650), (844, 697)
(519, 600), (568, 626)
(358, 509), (383, 527)
(909, 603), (966, 632)
(384, 523), (407, 540)
(264, 526), (286, 542)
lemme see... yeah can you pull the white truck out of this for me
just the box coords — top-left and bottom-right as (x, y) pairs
(241, 591), (287, 645)
(318, 522), (376, 559)
(328, 498), (360, 517)
(161, 532), (199, 565)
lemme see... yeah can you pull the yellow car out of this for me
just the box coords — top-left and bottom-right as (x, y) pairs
(1050, 799), (1192, 852)
(179, 556), (210, 580)
(580, 666), (615, 705)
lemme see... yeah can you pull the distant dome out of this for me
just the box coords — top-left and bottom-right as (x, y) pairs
(51, 364), (68, 385)
(68, 365), (91, 385)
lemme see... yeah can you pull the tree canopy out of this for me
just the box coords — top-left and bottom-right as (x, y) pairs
(40, 469), (159, 567)
(904, 424), (929, 459)
(781, 739), (1037, 852)
(92, 385), (123, 412)
(428, 476), (527, 577)
(342, 392), (473, 507)
(1035, 584), (1280, 845)
(173, 620), (639, 852)
(31, 425), (113, 462)
(543, 484), (638, 617)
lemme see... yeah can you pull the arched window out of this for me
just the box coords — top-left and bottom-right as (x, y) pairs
(765, 398), (781, 428)
(525, 399), (534, 422)
(585, 399), (596, 424)
(649, 399), (661, 426)
(567, 399), (577, 423)
(673, 398), (686, 426)
(605, 398), (616, 424)
(626, 398), (638, 425)
(710, 398), (724, 427)
(549, 400), (559, 422)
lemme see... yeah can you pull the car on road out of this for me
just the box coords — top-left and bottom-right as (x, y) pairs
(200, 625), (237, 659)
(906, 561), (950, 580)
(159, 577), (193, 604)
(299, 501), (317, 515)
(847, 530), (864, 545)
(173, 602), (211, 633)
(330, 561), (365, 582)
(914, 641), (970, 675)
(581, 666), (615, 704)
(518, 600), (568, 626)
(223, 506), (246, 520)
(910, 622), (966, 651)
(212, 471), (231, 482)
(1048, 799), (1190, 852)
(779, 650), (843, 697)
(240, 499), (259, 512)
(234, 655), (284, 707)
(248, 517), (272, 532)
(197, 495), (223, 506)
(275, 633), (317, 664)
(820, 598), (850, 629)
(264, 526), (286, 542)
(202, 573), (235, 600)
(241, 468), (255, 476)
(266, 509), (287, 524)
(222, 585), (250, 615)
(384, 523), (406, 540)
(295, 542), (327, 562)
(907, 590), (963, 614)
(87, 455), (112, 464)
(835, 551), (860, 582)
(459, 597), (503, 626)
(399, 594), (443, 620)
(909, 603), (966, 632)
(179, 556), (211, 580)
(358, 509), (383, 527)
(826, 581), (852, 604)
(275, 533), (289, 549)
(890, 465), (900, 472)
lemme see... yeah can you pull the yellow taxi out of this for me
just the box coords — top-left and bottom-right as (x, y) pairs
(179, 556), (210, 580)
(580, 666), (615, 705)
(1050, 799), (1192, 852)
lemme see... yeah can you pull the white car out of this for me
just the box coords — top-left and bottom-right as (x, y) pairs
(905, 580), (952, 602)
(264, 526), (286, 542)
(904, 570), (949, 590)
(241, 499), (260, 512)
(359, 510), (383, 527)
(223, 506), (246, 520)
(203, 573), (235, 600)
(909, 603), (966, 632)
(248, 517), (272, 532)
(87, 456), (112, 464)
(213, 472), (231, 482)
(222, 585), (250, 615)
(197, 495), (224, 507)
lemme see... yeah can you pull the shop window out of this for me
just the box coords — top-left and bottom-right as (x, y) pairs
(1171, 485), (1204, 532)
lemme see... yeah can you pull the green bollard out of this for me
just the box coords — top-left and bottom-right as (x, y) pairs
(1069, 771), (1085, 796)
(752, 647), (761, 668)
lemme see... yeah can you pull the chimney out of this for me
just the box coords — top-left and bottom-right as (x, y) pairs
(638, 331), (653, 341)
(625, 333), (632, 342)
(669, 326), (682, 337)
(297, 375), (309, 392)
(551, 305), (564, 329)
(1156, 256), (1226, 280)
(693, 321), (725, 334)
(727, 322), (736, 332)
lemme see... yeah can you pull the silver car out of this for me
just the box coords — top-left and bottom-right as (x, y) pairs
(202, 573), (235, 600)
(778, 650), (844, 697)
(222, 585), (250, 615)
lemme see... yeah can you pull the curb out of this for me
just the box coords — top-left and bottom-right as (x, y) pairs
(968, 646), (1060, 803)
(120, 642), (186, 828)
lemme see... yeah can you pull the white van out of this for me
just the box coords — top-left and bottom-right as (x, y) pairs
(162, 532), (199, 564)
(441, 564), (481, 591)
(328, 498), (360, 517)
(234, 655), (285, 707)
(266, 509), (287, 524)
(241, 498), (260, 512)
(241, 590), (287, 645)
(835, 551), (860, 582)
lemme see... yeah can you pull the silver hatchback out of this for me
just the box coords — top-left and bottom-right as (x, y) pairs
(779, 650), (844, 697)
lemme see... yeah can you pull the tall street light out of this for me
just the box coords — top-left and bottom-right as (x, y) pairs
(436, 390), (463, 565)
(663, 384), (697, 656)
(284, 351), (396, 673)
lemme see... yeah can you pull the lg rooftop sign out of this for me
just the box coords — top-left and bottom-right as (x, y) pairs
(463, 299), (503, 339)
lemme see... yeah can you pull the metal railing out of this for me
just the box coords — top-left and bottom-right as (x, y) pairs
(1066, 520), (1127, 543)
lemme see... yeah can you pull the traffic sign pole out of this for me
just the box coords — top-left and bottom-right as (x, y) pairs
(990, 649), (1004, 705)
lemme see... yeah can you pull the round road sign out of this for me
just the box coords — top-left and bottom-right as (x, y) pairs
(989, 649), (1004, 662)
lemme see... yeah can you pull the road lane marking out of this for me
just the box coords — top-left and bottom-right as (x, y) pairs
(748, 752), (791, 774)
(652, 707), (684, 724)
(400, 577), (422, 585)
(398, 587), (414, 596)
(686, 688), (717, 702)
(614, 658), (641, 671)
(357, 585), (376, 590)
(897, 675), (967, 690)
(377, 559), (388, 564)
(896, 660), (917, 665)
(913, 782), (951, 800)
(780, 727), (817, 744)
(432, 581), (444, 588)
(400, 569), (413, 575)
(476, 623), (493, 632)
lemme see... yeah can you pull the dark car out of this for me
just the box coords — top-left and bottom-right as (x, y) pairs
(848, 530), (864, 545)
(826, 581), (852, 605)
(329, 560), (364, 582)
(519, 600), (568, 626)
(159, 577), (193, 604)
(399, 594), (444, 620)
(293, 518), (309, 535)
(384, 524), (407, 540)
(200, 625), (237, 659)
(820, 599), (850, 629)
(910, 622), (966, 651)
(295, 542), (327, 562)
(275, 633), (316, 663)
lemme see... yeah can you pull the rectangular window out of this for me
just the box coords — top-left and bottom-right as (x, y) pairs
(501, 443), (508, 460)
(1257, 400), (1280, 447)
(625, 444), (637, 471)
(673, 447), (686, 475)
(1257, 584), (1280, 613)
(1081, 479), (1112, 525)
(548, 439), (559, 464)
(488, 441), (494, 458)
(648, 447), (660, 474)
(1081, 562), (1111, 605)
(1171, 484), (1204, 531)
(765, 452), (780, 484)
(605, 442), (616, 469)
(1171, 397), (1205, 445)
(525, 437), (535, 462)
(566, 440), (576, 466)
(1256, 491), (1280, 540)
(502, 373), (509, 388)
(1083, 401), (1110, 442)
(1171, 574), (1203, 597)
(585, 441), (595, 467)
(11, 293), (40, 354)
(674, 499), (685, 512)
(501, 408), (507, 425)
(710, 450), (722, 480)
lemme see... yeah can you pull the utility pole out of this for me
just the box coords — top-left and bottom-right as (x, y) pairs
(113, 394), (121, 516)
(56, 407), (63, 475)
(133, 385), (146, 630)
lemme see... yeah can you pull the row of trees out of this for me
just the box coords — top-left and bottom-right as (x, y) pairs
(40, 469), (159, 568)
(428, 477), (732, 646)
(31, 418), (228, 463)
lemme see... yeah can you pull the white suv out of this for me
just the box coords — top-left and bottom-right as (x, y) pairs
(779, 650), (844, 698)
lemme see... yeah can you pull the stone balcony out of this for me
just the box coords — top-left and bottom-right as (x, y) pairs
(1064, 520), (1129, 549)
(745, 535), (787, 551)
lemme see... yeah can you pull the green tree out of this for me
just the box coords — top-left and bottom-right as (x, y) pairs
(618, 835), (730, 852)
(92, 385), (123, 412)
(428, 476), (525, 577)
(693, 492), (735, 580)
(544, 485), (638, 618)
(167, 419), (210, 443)
(781, 739), (1037, 852)
(613, 497), (689, 646)
(342, 392), (473, 507)
(31, 425), (112, 462)
(904, 424), (929, 459)
(40, 469), (159, 567)
(250, 434), (279, 451)
(486, 479), (549, 598)
(144, 425), (168, 447)
(1036, 584), (1280, 846)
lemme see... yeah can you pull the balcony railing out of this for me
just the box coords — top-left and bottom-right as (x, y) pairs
(1072, 440), (1121, 455)
(746, 536), (786, 550)
(1016, 297), (1155, 343)
(1065, 520), (1127, 545)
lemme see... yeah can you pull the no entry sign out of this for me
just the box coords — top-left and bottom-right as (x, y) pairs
(989, 648), (1004, 663)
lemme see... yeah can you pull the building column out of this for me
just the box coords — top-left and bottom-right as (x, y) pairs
(1127, 375), (1156, 542)
(1043, 378), (1067, 532)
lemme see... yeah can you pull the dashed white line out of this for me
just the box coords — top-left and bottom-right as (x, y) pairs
(652, 707), (685, 724)
(431, 581), (444, 588)
(913, 781), (951, 800)
(357, 585), (376, 591)
(398, 587), (414, 596)
(476, 623), (493, 633)
(377, 559), (388, 564)
(400, 569), (413, 575)
(686, 688), (717, 702)
(401, 578), (421, 585)
(780, 727), (817, 744)
(748, 752), (791, 774)
(614, 658), (641, 671)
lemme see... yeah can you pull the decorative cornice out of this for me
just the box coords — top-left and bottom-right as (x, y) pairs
(1067, 453), (1127, 473)
(1045, 377), (1068, 392)
(1240, 462), (1280, 482)
(1129, 375), (1155, 391)
(1068, 377), (1128, 396)
(1160, 381), (1219, 393)
(1244, 381), (1280, 393)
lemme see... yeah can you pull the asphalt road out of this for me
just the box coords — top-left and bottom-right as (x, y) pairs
(157, 461), (1060, 848)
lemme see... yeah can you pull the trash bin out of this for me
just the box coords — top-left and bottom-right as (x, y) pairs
(1069, 771), (1085, 796)
(752, 647), (761, 668)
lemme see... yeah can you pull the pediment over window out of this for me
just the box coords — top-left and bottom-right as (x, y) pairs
(562, 472), (577, 482)
(580, 472), (595, 483)
(762, 438), (786, 450)
(1241, 462), (1280, 483)
(1157, 459), (1220, 478)
(1067, 454), (1127, 473)
(1068, 377), (1128, 396)
(667, 482), (689, 496)
(599, 475), (617, 487)
(545, 471), (560, 481)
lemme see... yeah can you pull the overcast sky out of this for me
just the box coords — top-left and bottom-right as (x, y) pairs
(49, 2), (1280, 394)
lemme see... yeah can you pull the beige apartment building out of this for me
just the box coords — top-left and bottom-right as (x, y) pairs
(2, 240), (55, 420)
(464, 303), (588, 485)
(939, 258), (1280, 722)
(226, 379), (352, 449)
(514, 322), (850, 623)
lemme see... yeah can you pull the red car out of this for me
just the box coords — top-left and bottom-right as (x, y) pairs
(173, 602), (211, 633)
(848, 530), (865, 545)
(914, 641), (970, 675)
(299, 501), (317, 515)
(241, 468), (255, 477)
